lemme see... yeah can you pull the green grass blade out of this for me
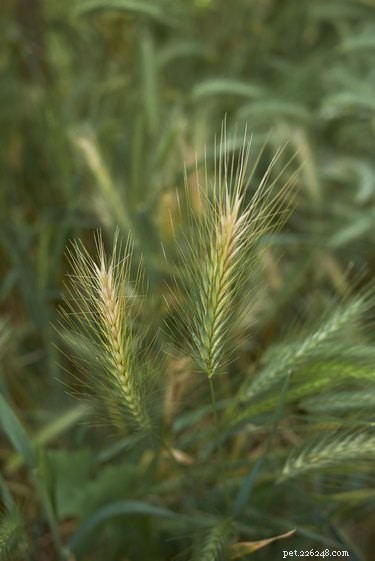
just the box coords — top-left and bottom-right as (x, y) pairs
(75, 0), (178, 26)
(69, 500), (180, 552)
(0, 393), (35, 470)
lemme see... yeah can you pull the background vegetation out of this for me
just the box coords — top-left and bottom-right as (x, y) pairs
(1, 0), (375, 560)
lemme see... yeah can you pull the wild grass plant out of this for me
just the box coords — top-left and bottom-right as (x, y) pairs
(1, 1), (375, 560)
(46, 129), (375, 560)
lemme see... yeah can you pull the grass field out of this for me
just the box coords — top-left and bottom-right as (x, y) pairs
(1, 1), (375, 560)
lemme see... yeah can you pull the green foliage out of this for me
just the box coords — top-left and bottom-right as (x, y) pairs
(0, 393), (35, 470)
(1, 0), (375, 560)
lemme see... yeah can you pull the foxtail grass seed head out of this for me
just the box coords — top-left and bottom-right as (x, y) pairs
(175, 125), (297, 378)
(60, 231), (150, 431)
(246, 294), (369, 401)
(0, 508), (25, 560)
(191, 518), (233, 561)
(281, 430), (375, 480)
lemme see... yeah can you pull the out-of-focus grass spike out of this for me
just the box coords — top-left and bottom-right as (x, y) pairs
(281, 430), (375, 480)
(191, 518), (233, 561)
(245, 290), (372, 400)
(0, 507), (26, 561)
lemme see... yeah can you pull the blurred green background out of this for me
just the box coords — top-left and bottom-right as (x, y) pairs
(1, 0), (375, 559)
